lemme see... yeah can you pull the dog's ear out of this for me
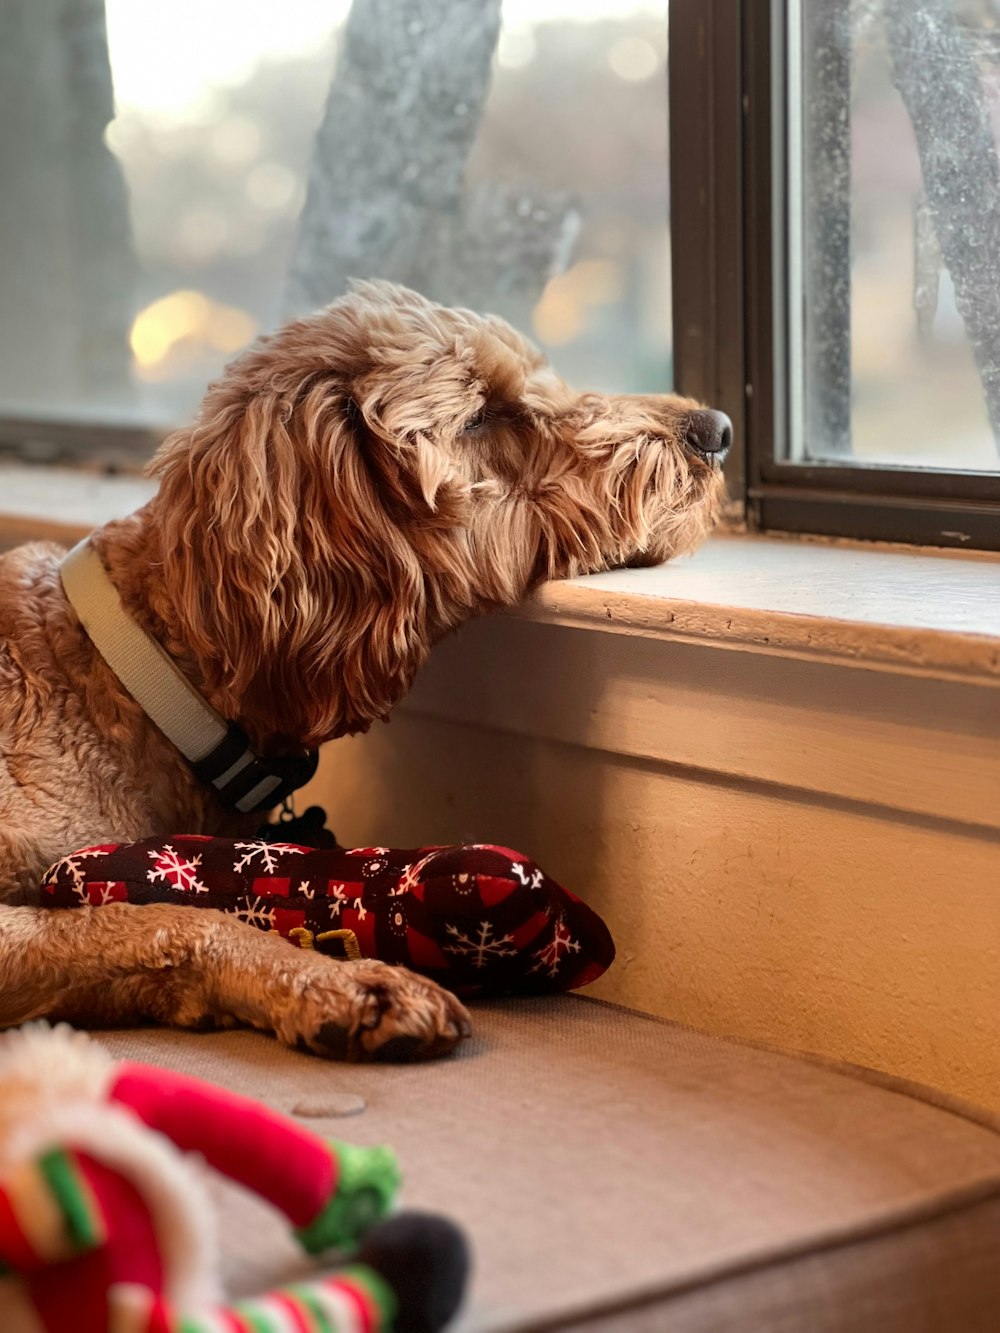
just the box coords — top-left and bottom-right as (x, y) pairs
(149, 384), (432, 744)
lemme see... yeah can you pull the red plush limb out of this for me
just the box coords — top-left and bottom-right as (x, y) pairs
(110, 1064), (336, 1230)
(23, 1152), (162, 1333)
(0, 1190), (43, 1274)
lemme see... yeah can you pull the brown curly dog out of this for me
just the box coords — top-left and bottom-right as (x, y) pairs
(0, 281), (728, 1061)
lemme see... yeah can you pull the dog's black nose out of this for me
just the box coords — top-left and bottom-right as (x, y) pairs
(684, 409), (733, 462)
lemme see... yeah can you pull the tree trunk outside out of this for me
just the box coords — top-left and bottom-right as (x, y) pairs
(885, 0), (1000, 455)
(0, 0), (135, 417)
(286, 0), (578, 317)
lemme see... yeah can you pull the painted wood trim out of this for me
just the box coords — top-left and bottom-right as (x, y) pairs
(510, 583), (1000, 688)
(402, 617), (1000, 834)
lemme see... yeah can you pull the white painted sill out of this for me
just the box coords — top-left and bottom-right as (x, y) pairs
(515, 534), (1000, 688)
(0, 463), (155, 547)
(0, 463), (997, 687)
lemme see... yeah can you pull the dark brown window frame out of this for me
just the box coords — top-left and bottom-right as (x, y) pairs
(0, 415), (165, 472)
(670, 0), (1000, 553)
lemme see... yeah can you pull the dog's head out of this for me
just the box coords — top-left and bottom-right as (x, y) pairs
(152, 281), (727, 744)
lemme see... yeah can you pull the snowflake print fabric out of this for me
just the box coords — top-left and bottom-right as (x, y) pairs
(36, 837), (614, 997)
(147, 844), (209, 894)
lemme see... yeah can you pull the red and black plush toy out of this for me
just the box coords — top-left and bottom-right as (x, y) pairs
(38, 835), (614, 997)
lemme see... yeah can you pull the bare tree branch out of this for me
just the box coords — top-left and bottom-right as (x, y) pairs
(0, 0), (135, 412)
(884, 0), (1000, 453)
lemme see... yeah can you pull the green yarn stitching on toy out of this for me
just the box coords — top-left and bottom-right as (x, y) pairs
(295, 1141), (401, 1255)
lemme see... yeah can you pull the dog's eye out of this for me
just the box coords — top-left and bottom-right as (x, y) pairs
(461, 406), (489, 435)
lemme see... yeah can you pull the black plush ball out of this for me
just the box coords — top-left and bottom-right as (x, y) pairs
(357, 1211), (471, 1333)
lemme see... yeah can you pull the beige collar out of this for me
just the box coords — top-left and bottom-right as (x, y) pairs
(59, 539), (316, 815)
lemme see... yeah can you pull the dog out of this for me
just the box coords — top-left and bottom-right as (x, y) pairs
(0, 281), (728, 1061)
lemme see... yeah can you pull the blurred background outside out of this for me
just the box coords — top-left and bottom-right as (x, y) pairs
(0, 0), (998, 473)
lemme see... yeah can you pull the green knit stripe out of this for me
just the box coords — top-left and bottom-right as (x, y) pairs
(232, 1289), (331, 1333)
(37, 1148), (105, 1252)
(179, 1273), (397, 1333)
(286, 1271), (398, 1332)
(239, 1309), (275, 1333)
(283, 1286), (337, 1333)
(295, 1141), (401, 1255)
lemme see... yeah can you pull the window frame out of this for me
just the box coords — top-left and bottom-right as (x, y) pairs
(0, 414), (165, 472)
(669, 0), (1000, 553)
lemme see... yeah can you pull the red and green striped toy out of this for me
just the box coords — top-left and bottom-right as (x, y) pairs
(0, 1026), (468, 1333)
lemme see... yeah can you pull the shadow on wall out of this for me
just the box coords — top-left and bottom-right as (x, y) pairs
(300, 620), (622, 944)
(300, 620), (738, 1010)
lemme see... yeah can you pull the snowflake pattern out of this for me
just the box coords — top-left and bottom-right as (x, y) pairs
(233, 841), (306, 875)
(529, 915), (582, 979)
(146, 845), (208, 894)
(511, 862), (544, 890)
(86, 882), (126, 907)
(443, 921), (518, 970)
(325, 883), (368, 921)
(393, 851), (440, 897)
(393, 863), (419, 897)
(41, 847), (110, 903)
(234, 895), (276, 930)
(37, 836), (608, 994)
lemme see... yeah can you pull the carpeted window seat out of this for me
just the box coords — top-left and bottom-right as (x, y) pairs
(97, 995), (1000, 1332)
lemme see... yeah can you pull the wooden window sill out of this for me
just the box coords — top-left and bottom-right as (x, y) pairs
(0, 464), (996, 687)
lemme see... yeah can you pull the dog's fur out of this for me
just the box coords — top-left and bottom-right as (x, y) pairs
(0, 282), (724, 1060)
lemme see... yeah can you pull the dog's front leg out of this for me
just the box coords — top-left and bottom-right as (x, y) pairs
(0, 903), (470, 1061)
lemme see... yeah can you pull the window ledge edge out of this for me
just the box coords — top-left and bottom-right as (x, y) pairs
(511, 540), (1000, 688)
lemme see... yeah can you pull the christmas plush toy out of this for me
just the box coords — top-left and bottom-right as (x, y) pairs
(0, 1025), (468, 1332)
(38, 835), (615, 997)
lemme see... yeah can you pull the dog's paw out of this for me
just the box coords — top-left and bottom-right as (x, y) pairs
(268, 955), (472, 1062)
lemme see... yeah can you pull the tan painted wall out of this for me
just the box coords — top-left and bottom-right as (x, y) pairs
(306, 711), (1000, 1113)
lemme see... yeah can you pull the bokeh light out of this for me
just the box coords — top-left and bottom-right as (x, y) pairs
(130, 291), (257, 379)
(608, 36), (661, 82)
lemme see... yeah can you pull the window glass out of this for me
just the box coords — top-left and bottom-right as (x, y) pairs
(0, 0), (670, 445)
(792, 0), (1000, 471)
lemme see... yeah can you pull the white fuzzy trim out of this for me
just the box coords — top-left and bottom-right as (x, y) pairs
(0, 1026), (219, 1309)
(0, 1024), (114, 1144)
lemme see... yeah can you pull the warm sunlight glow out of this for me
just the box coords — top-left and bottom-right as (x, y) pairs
(104, 0), (665, 119)
(130, 291), (257, 373)
(104, 0), (348, 120)
(607, 35), (661, 81)
(533, 260), (625, 345)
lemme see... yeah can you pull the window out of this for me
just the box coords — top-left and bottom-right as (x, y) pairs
(749, 0), (1000, 549)
(0, 0), (670, 468)
(792, 0), (1000, 473)
(3, 0), (999, 552)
